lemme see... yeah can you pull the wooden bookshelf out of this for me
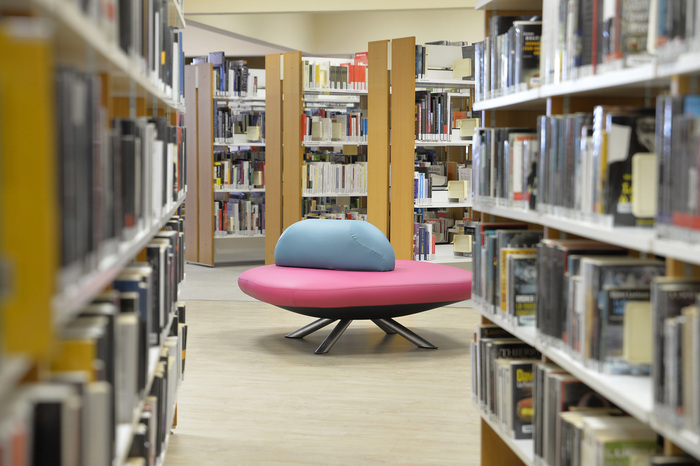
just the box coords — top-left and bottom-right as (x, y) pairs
(367, 39), (391, 237)
(390, 37), (417, 260)
(265, 53), (283, 264)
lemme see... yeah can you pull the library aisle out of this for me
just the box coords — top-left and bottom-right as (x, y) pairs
(166, 262), (481, 465)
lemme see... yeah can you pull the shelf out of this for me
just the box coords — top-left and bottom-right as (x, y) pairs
(32, 0), (180, 111)
(653, 237), (700, 266)
(543, 345), (653, 423)
(214, 137), (265, 148)
(472, 201), (656, 253)
(475, 0), (542, 10)
(167, 0), (186, 30)
(214, 187), (265, 193)
(650, 417), (700, 462)
(214, 233), (265, 239)
(480, 410), (535, 466)
(303, 94), (362, 104)
(414, 200), (472, 209)
(414, 139), (472, 147)
(428, 244), (473, 265)
(302, 87), (367, 96)
(657, 51), (700, 79)
(302, 140), (367, 147)
(472, 299), (653, 423)
(302, 192), (367, 198)
(471, 202), (539, 224)
(473, 87), (543, 111)
(213, 94), (266, 103)
(415, 78), (474, 89)
(473, 299), (539, 348)
(52, 193), (186, 327)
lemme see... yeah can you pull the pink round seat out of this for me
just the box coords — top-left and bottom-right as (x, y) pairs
(238, 260), (472, 353)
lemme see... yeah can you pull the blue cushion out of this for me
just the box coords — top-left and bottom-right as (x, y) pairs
(274, 219), (395, 271)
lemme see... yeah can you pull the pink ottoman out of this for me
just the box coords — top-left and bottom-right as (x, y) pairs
(238, 260), (472, 354)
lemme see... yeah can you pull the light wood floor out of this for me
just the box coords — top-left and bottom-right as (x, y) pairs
(165, 292), (482, 464)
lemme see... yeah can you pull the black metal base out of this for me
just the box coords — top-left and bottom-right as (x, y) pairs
(285, 317), (437, 354)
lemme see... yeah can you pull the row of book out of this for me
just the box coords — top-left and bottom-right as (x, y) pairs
(56, 67), (186, 290)
(214, 107), (265, 144)
(302, 198), (367, 221)
(415, 90), (473, 142)
(302, 161), (368, 196)
(475, 2), (700, 103)
(473, 103), (659, 228)
(214, 192), (265, 237)
(413, 209), (455, 245)
(470, 220), (700, 435)
(413, 222), (436, 261)
(301, 109), (368, 144)
(474, 16), (542, 101)
(214, 149), (265, 191)
(472, 325), (700, 466)
(117, 0), (185, 103)
(197, 52), (264, 98)
(0, 221), (187, 465)
(302, 56), (368, 92)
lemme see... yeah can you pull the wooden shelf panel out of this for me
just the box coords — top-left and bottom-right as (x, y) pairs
(52, 193), (186, 326)
(480, 410), (535, 465)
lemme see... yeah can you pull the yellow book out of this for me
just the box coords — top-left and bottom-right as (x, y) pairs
(622, 301), (652, 364)
(51, 339), (98, 382)
(0, 19), (57, 359)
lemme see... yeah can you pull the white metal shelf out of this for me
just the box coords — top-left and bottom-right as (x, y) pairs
(213, 94), (266, 103)
(472, 299), (653, 423)
(214, 187), (265, 193)
(168, 0), (186, 30)
(414, 139), (472, 147)
(472, 201), (656, 253)
(415, 78), (474, 88)
(414, 201), (472, 209)
(480, 409), (535, 466)
(214, 233), (265, 239)
(302, 140), (367, 147)
(650, 417), (700, 461)
(428, 244), (473, 265)
(302, 88), (367, 96)
(52, 193), (186, 326)
(32, 0), (180, 111)
(214, 138), (265, 148)
(473, 88), (543, 111)
(303, 192), (367, 198)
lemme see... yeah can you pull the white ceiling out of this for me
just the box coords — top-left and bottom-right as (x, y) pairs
(181, 0), (483, 57)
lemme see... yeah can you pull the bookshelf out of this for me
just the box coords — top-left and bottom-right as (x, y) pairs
(413, 64), (475, 265)
(472, 1), (700, 464)
(185, 59), (267, 266)
(0, 0), (188, 464)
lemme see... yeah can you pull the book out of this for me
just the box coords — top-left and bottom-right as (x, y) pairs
(650, 278), (700, 418)
(580, 257), (665, 363)
(506, 253), (537, 325)
(508, 360), (537, 439)
(598, 286), (651, 374)
(579, 416), (658, 465)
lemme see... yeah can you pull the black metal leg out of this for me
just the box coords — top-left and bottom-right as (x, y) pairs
(315, 319), (352, 354)
(375, 318), (437, 349)
(372, 319), (397, 334)
(285, 318), (336, 339)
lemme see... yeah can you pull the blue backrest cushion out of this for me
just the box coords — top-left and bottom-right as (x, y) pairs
(275, 219), (395, 271)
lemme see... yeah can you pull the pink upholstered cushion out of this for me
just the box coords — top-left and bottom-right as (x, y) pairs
(238, 260), (471, 309)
